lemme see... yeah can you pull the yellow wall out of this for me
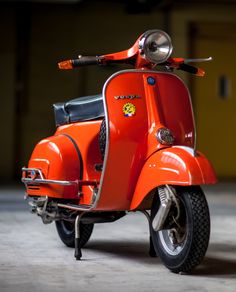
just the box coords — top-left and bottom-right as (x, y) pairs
(170, 5), (236, 83)
(170, 6), (236, 179)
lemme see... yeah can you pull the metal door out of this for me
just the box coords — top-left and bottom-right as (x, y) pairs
(192, 23), (236, 178)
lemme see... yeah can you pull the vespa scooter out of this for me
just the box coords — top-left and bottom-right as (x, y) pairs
(22, 30), (217, 273)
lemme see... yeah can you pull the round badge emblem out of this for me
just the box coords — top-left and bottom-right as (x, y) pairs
(123, 103), (136, 117)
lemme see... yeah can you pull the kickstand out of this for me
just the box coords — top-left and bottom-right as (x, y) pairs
(74, 213), (83, 260)
(141, 210), (158, 258)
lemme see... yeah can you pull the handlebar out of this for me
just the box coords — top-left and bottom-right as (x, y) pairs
(164, 58), (205, 77)
(58, 55), (104, 70)
(178, 63), (205, 77)
(58, 55), (206, 77)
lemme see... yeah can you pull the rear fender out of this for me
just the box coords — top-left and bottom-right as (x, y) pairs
(130, 146), (217, 210)
(24, 134), (81, 199)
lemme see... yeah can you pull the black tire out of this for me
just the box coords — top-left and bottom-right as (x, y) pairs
(55, 220), (94, 248)
(150, 186), (210, 274)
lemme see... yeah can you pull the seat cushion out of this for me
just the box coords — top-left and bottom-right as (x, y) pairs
(53, 94), (104, 127)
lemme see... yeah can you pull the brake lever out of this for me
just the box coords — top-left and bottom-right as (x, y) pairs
(184, 57), (213, 63)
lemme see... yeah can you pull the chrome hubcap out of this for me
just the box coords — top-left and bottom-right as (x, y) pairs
(159, 227), (187, 256)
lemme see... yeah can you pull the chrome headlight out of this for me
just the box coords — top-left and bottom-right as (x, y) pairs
(156, 128), (175, 145)
(139, 30), (173, 64)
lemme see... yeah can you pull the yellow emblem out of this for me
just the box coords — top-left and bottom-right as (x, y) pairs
(123, 103), (136, 117)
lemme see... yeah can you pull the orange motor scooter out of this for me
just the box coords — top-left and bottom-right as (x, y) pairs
(22, 30), (217, 273)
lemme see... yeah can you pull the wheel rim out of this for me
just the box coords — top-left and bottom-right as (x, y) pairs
(158, 197), (188, 256)
(159, 228), (187, 256)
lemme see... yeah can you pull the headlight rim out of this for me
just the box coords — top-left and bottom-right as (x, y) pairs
(139, 29), (173, 64)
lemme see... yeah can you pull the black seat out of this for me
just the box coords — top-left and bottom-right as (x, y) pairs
(53, 94), (104, 127)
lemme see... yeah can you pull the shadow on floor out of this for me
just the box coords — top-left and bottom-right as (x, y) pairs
(87, 240), (236, 278)
(193, 256), (236, 277)
(192, 242), (236, 277)
(86, 239), (159, 265)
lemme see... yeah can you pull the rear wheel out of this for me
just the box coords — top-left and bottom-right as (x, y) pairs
(55, 220), (94, 248)
(150, 186), (210, 273)
(99, 118), (106, 160)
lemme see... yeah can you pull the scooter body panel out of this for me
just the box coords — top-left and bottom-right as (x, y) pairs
(95, 71), (149, 210)
(95, 70), (196, 211)
(26, 134), (80, 199)
(130, 146), (217, 210)
(23, 70), (215, 211)
(55, 120), (102, 205)
(25, 120), (102, 202)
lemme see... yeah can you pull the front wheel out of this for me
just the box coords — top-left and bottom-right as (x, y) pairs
(150, 186), (210, 273)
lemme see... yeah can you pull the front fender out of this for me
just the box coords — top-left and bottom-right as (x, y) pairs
(130, 146), (217, 210)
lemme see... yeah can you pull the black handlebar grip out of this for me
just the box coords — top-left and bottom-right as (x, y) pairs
(72, 56), (102, 67)
(178, 63), (198, 74)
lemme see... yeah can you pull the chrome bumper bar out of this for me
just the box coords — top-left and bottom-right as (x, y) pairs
(22, 167), (77, 186)
(22, 167), (100, 212)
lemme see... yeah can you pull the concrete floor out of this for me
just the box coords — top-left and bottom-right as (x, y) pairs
(0, 183), (236, 292)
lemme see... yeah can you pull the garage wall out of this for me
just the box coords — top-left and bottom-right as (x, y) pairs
(1, 1), (236, 181)
(170, 5), (236, 179)
(170, 5), (236, 83)
(0, 7), (16, 181)
(0, 2), (164, 181)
